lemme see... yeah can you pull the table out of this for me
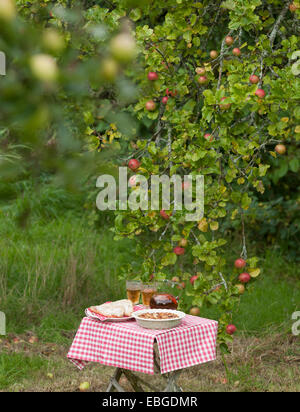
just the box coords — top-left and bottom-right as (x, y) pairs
(67, 312), (218, 392)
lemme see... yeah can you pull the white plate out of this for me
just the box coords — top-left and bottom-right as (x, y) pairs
(85, 308), (134, 322)
(132, 309), (185, 329)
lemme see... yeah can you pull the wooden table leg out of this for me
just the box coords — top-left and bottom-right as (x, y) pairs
(106, 368), (124, 392)
(122, 369), (145, 392)
(163, 370), (183, 392)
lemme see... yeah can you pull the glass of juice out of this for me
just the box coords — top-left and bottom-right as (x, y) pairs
(126, 281), (142, 305)
(141, 283), (157, 307)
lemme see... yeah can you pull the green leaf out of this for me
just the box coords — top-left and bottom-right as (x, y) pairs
(129, 8), (142, 21)
(161, 252), (177, 266)
(289, 158), (299, 173)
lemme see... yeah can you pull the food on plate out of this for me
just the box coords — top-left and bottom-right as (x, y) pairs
(90, 299), (133, 318)
(138, 312), (179, 320)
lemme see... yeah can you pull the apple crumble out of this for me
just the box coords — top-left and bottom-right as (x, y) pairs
(138, 312), (179, 320)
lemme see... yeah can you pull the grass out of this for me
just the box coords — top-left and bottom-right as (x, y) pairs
(0, 352), (48, 390)
(0, 214), (134, 339)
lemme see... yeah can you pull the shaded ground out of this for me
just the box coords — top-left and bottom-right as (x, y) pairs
(1, 328), (299, 392)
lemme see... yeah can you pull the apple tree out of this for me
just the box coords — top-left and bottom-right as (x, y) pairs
(111, 0), (300, 350)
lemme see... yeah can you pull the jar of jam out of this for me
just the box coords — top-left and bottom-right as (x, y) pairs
(149, 293), (178, 310)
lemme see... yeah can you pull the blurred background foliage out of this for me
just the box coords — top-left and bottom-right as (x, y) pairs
(0, 0), (143, 226)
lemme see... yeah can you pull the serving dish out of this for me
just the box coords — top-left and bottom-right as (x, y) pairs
(132, 308), (185, 329)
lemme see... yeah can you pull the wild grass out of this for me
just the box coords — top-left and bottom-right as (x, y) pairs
(0, 214), (134, 338)
(0, 352), (48, 390)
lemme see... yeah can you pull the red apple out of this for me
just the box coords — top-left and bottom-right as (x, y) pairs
(275, 144), (286, 155)
(182, 181), (191, 190)
(210, 50), (218, 59)
(160, 209), (170, 220)
(28, 336), (38, 344)
(190, 275), (198, 285)
(225, 36), (234, 46)
(173, 246), (185, 256)
(289, 2), (298, 12)
(145, 100), (156, 111)
(234, 258), (246, 269)
(162, 96), (168, 104)
(255, 88), (266, 98)
(148, 71), (158, 81)
(249, 74), (259, 84)
(238, 272), (251, 284)
(196, 67), (206, 75)
(128, 159), (140, 171)
(232, 48), (241, 56)
(226, 324), (237, 335)
(178, 238), (188, 247)
(166, 88), (177, 97)
(129, 175), (137, 187)
(236, 284), (245, 295)
(204, 133), (213, 142)
(219, 97), (231, 110)
(197, 76), (208, 85)
(190, 307), (200, 316)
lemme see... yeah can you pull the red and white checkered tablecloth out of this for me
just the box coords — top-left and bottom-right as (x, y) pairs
(67, 313), (218, 375)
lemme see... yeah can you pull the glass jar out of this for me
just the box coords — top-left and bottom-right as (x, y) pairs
(149, 293), (178, 310)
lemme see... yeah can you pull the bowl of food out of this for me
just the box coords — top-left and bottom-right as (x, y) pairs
(132, 308), (185, 329)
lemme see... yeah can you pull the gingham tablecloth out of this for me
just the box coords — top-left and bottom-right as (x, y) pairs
(67, 313), (218, 375)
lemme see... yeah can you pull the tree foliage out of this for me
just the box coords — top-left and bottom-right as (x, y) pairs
(109, 0), (299, 349)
